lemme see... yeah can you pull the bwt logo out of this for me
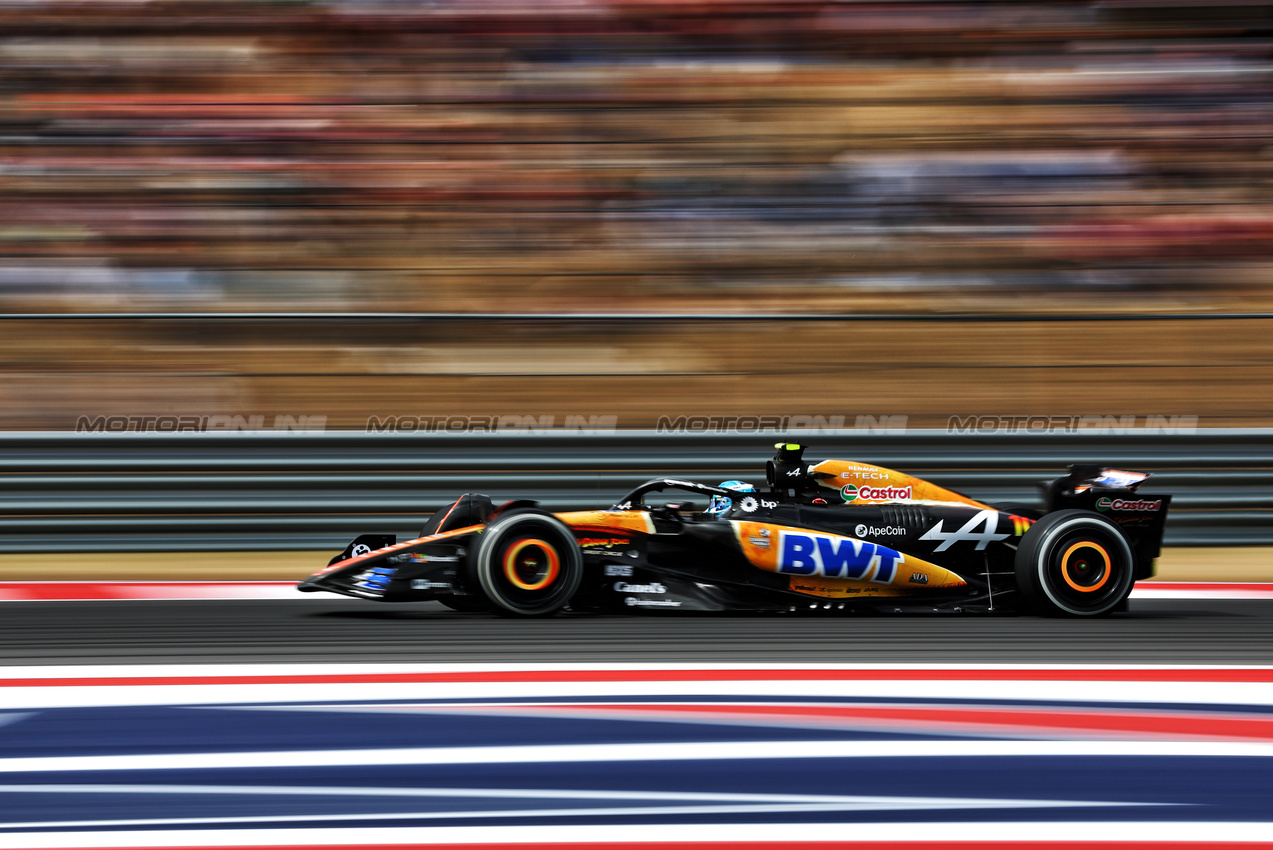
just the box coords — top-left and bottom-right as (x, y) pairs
(778, 531), (904, 584)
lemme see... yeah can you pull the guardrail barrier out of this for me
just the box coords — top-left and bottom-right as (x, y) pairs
(0, 430), (1268, 552)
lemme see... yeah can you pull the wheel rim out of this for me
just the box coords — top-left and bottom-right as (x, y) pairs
(1039, 519), (1132, 614)
(1060, 540), (1112, 593)
(502, 538), (560, 591)
(475, 512), (583, 616)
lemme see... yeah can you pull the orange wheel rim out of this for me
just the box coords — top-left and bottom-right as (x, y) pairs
(1061, 540), (1111, 592)
(502, 538), (560, 591)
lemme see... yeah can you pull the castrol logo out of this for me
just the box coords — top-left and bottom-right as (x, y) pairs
(841, 483), (913, 503)
(1096, 497), (1161, 512)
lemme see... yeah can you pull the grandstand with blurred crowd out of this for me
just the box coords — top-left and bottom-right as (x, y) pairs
(1, 0), (1271, 428)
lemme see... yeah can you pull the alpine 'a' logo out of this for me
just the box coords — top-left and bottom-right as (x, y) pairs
(919, 509), (1010, 552)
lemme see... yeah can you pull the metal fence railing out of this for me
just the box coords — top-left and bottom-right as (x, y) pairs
(0, 430), (1269, 551)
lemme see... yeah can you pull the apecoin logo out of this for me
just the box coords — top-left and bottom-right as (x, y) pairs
(854, 524), (906, 538)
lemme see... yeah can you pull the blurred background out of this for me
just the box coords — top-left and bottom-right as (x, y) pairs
(1, 0), (1272, 429)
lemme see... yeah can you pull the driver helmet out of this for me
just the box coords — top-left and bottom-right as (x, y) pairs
(707, 480), (756, 516)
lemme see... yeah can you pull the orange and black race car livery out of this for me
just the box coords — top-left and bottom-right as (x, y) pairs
(300, 443), (1170, 618)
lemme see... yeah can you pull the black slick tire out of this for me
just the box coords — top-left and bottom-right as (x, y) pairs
(469, 509), (582, 617)
(1014, 509), (1135, 617)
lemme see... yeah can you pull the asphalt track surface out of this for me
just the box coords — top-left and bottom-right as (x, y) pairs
(2, 597), (1272, 665)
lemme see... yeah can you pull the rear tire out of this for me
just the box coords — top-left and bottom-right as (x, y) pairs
(470, 509), (582, 617)
(1015, 509), (1134, 617)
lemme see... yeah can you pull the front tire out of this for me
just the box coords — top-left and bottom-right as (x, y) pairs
(470, 510), (582, 617)
(1014, 509), (1134, 617)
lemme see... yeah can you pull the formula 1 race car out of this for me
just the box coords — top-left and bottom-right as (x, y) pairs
(299, 443), (1171, 617)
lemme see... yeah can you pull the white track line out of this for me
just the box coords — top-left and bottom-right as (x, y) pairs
(2, 820), (1273, 848)
(2, 739), (1273, 775)
(0, 581), (1270, 601)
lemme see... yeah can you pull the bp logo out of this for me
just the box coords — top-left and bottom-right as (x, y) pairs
(841, 484), (859, 502)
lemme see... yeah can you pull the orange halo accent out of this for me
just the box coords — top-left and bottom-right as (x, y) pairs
(1061, 540), (1111, 593)
(503, 538), (560, 591)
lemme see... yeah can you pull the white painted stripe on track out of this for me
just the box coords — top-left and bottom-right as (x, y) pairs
(1132, 584), (1273, 600)
(9, 679), (1273, 710)
(3, 664), (1273, 710)
(0, 782), (1131, 804)
(1, 820), (1272, 848)
(0, 798), (1140, 831)
(0, 581), (1270, 600)
(6, 661), (1273, 676)
(0, 583), (305, 602)
(3, 739), (1273, 775)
